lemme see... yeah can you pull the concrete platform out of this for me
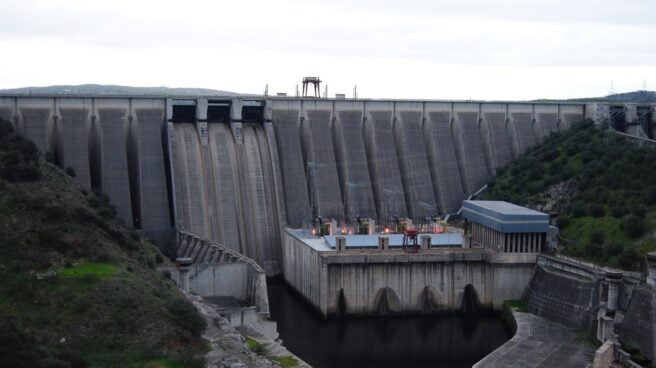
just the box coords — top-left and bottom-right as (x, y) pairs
(474, 311), (595, 368)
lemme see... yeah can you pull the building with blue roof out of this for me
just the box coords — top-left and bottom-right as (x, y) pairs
(461, 200), (549, 253)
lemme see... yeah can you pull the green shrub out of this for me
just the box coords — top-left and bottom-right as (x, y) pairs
(572, 203), (587, 218)
(622, 215), (645, 238)
(556, 215), (570, 228)
(41, 358), (72, 368)
(43, 205), (67, 221)
(604, 241), (624, 258)
(589, 204), (605, 218)
(64, 166), (76, 178)
(584, 242), (603, 259)
(246, 337), (263, 353)
(589, 230), (605, 245)
(167, 299), (207, 336)
(0, 318), (42, 368)
(618, 248), (640, 269)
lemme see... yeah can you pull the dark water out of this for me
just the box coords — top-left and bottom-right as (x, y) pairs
(268, 283), (512, 368)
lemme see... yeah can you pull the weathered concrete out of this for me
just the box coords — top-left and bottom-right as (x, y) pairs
(281, 228), (535, 316)
(174, 231), (270, 316)
(1, 95), (653, 277)
(526, 260), (600, 329)
(474, 310), (595, 368)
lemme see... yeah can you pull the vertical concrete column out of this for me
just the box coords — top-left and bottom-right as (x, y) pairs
(647, 252), (656, 287)
(176, 257), (193, 292)
(336, 236), (347, 252)
(420, 235), (431, 250)
(378, 236), (390, 251)
(368, 219), (376, 235)
(606, 271), (623, 312)
(255, 272), (270, 316)
(329, 220), (338, 236)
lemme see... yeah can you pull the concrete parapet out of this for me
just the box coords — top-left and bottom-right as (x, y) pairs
(646, 252), (656, 287)
(592, 340), (615, 368)
(420, 235), (431, 250)
(377, 236), (389, 251)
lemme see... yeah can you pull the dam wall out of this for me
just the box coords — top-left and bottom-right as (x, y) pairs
(281, 228), (536, 316)
(1, 95), (653, 275)
(0, 96), (172, 244)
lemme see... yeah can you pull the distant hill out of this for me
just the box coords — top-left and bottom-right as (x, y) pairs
(571, 90), (656, 103)
(534, 90), (656, 103)
(0, 84), (239, 96)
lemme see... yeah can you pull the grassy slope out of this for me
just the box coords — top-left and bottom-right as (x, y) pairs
(484, 120), (656, 270)
(0, 120), (206, 368)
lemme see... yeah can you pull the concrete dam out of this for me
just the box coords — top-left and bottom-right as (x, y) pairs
(0, 95), (651, 276)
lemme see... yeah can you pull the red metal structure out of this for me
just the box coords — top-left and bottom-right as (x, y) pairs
(403, 229), (419, 253)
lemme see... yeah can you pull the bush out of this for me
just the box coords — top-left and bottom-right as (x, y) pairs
(64, 166), (76, 178)
(55, 351), (88, 368)
(611, 205), (627, 218)
(43, 205), (67, 221)
(618, 248), (640, 269)
(0, 318), (41, 368)
(588, 203), (605, 218)
(622, 215), (645, 238)
(584, 242), (604, 259)
(572, 203), (587, 218)
(589, 230), (605, 245)
(604, 241), (624, 258)
(167, 299), (207, 336)
(41, 357), (72, 368)
(556, 215), (570, 228)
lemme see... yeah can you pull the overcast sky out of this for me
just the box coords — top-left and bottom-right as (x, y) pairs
(0, 0), (654, 100)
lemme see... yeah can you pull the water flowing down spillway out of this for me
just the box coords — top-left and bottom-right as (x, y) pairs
(268, 282), (512, 368)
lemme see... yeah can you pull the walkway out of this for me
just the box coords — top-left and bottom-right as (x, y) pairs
(474, 311), (595, 368)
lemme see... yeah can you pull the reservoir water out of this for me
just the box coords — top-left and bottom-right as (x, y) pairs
(268, 282), (512, 368)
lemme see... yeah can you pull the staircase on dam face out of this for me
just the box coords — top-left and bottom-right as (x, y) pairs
(174, 230), (270, 316)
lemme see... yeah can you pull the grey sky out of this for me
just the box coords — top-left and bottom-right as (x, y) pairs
(0, 0), (654, 99)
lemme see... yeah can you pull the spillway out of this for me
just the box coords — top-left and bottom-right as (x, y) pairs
(0, 95), (613, 275)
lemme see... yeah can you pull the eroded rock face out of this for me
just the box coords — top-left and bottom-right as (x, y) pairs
(188, 293), (308, 368)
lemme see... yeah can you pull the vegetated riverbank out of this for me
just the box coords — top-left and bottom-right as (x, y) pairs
(484, 119), (656, 270)
(267, 280), (512, 368)
(0, 118), (207, 367)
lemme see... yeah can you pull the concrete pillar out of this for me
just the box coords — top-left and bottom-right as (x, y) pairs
(255, 272), (270, 316)
(329, 220), (338, 236)
(647, 252), (656, 287)
(368, 219), (376, 235)
(420, 235), (431, 250)
(378, 236), (390, 251)
(606, 270), (623, 312)
(176, 257), (193, 292)
(336, 236), (347, 252)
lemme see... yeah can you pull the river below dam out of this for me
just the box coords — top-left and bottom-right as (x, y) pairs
(267, 282), (513, 368)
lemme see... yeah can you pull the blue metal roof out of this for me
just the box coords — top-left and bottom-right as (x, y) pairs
(461, 200), (549, 233)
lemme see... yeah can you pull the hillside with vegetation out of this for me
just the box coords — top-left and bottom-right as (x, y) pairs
(484, 120), (656, 271)
(532, 90), (656, 103)
(0, 118), (207, 367)
(0, 84), (238, 96)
